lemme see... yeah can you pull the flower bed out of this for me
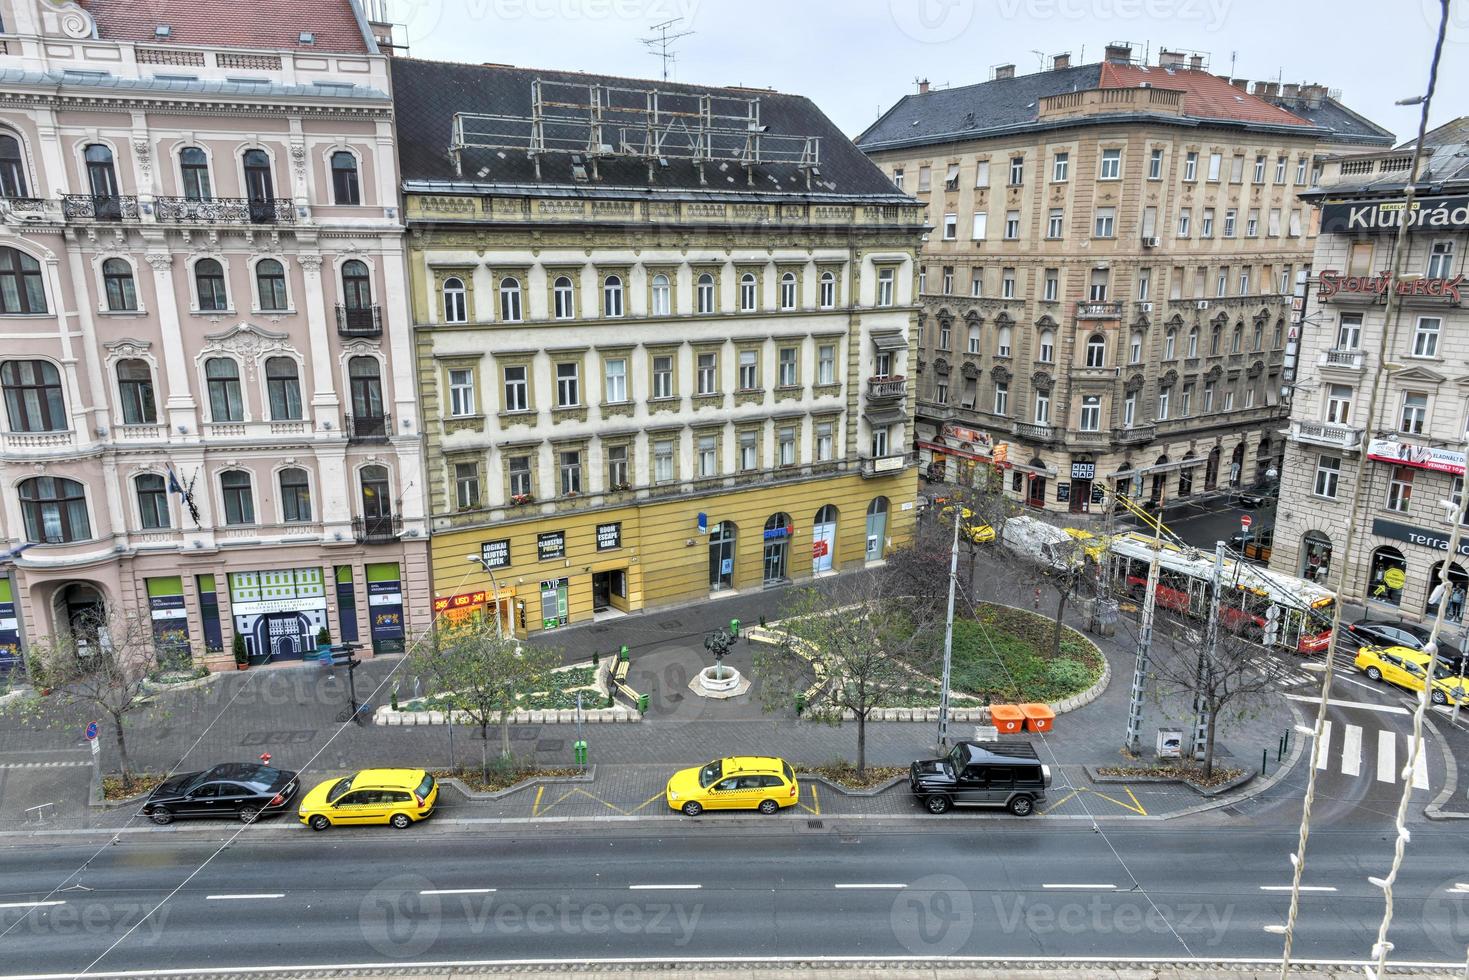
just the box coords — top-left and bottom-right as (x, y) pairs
(939, 603), (1105, 704)
(399, 664), (604, 713)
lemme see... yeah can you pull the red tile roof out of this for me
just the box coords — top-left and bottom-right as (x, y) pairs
(83, 0), (371, 55)
(1101, 63), (1311, 128)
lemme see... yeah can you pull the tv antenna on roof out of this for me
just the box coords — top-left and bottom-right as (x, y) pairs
(642, 18), (693, 82)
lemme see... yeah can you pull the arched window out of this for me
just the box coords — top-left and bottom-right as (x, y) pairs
(1211, 326), (1223, 355)
(1129, 331), (1143, 364)
(441, 276), (467, 323)
(762, 512), (793, 585)
(279, 467), (312, 523)
(1178, 453), (1197, 496)
(553, 275), (574, 319)
(330, 150), (360, 205)
(1038, 328), (1055, 363)
(1368, 546), (1407, 606)
(1231, 324), (1243, 353)
(0, 246), (46, 314)
(696, 273), (715, 314)
(102, 258), (137, 311)
(219, 470), (255, 526)
(779, 271), (797, 310)
(1163, 328), (1176, 360)
(498, 277), (522, 322)
(135, 472), (169, 530)
(1426, 561), (1469, 622)
(254, 258), (287, 311)
(242, 149), (273, 202)
(348, 356), (384, 420)
(996, 325), (1012, 357)
(0, 134), (28, 198)
(1079, 394), (1102, 430)
(264, 356), (301, 420)
(1187, 326), (1200, 357)
(1, 359), (65, 432)
(18, 476), (89, 543)
(83, 144), (118, 215)
(179, 146), (211, 201)
(651, 273), (671, 316)
(342, 260), (371, 309)
(1151, 455), (1169, 502)
(360, 464), (392, 520)
(115, 359), (156, 425)
(1253, 322), (1264, 350)
(1085, 333), (1106, 367)
(739, 273), (757, 311)
(205, 357), (243, 421)
(194, 258), (227, 311)
(1301, 530), (1332, 584)
(603, 275), (624, 317)
(819, 270), (835, 309)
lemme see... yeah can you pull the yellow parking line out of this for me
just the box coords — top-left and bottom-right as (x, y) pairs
(532, 785), (544, 817)
(631, 791), (666, 813)
(811, 784), (820, 815)
(1126, 786), (1147, 816)
(1087, 786), (1148, 816)
(795, 781), (821, 815)
(1038, 789), (1079, 814)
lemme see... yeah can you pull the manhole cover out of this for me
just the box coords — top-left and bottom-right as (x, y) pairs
(658, 619), (683, 630)
(1220, 805), (1245, 817)
(536, 739), (564, 753)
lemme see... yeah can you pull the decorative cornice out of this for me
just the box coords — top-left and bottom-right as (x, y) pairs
(203, 321), (290, 345)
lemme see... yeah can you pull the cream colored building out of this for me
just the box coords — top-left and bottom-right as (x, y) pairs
(857, 45), (1391, 514)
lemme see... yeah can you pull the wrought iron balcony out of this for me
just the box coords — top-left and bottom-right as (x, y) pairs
(153, 195), (296, 224)
(345, 412), (391, 443)
(61, 194), (140, 221)
(352, 514), (402, 544)
(337, 304), (382, 337)
(867, 375), (908, 400)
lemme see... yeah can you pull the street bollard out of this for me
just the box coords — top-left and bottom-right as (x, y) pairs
(729, 618), (741, 639)
(795, 692), (806, 714)
(1261, 748), (1268, 776)
(637, 693), (649, 714)
(573, 739), (588, 766)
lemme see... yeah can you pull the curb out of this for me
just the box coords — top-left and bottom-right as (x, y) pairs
(1086, 765), (1254, 797)
(1424, 714), (1468, 820)
(141, 672), (219, 696)
(795, 773), (908, 797)
(437, 766), (596, 802)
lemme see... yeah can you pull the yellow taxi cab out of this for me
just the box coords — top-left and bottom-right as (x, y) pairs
(665, 756), (798, 816)
(298, 768), (438, 831)
(1355, 645), (1469, 707)
(939, 505), (996, 544)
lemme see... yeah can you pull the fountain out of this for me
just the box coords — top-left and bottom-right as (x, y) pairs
(690, 620), (751, 699)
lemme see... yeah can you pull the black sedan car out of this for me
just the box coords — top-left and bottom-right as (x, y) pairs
(142, 763), (299, 826)
(1345, 618), (1467, 673)
(1239, 480), (1279, 508)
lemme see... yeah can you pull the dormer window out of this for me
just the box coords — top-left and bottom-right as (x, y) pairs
(154, 24), (172, 37)
(299, 31), (316, 44)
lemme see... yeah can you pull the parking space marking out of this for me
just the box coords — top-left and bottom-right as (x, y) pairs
(421, 889), (494, 896)
(834, 883), (905, 890)
(205, 894), (283, 901)
(532, 786), (544, 816)
(1088, 787), (1148, 816)
(0, 901), (64, 909)
(1043, 883), (1116, 890)
(632, 792), (665, 813)
(796, 782), (821, 815)
(1038, 790), (1079, 815)
(629, 884), (700, 891)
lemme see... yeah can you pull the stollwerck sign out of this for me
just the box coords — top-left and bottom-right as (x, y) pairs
(1366, 438), (1466, 476)
(1317, 271), (1465, 302)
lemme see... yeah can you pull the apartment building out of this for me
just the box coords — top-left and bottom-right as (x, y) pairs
(391, 59), (923, 635)
(0, 0), (427, 668)
(856, 45), (1391, 514)
(1272, 119), (1469, 620)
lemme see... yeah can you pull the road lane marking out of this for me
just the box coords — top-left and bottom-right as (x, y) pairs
(0, 901), (64, 909)
(1260, 886), (1337, 892)
(628, 884), (700, 891)
(1341, 724), (1362, 777)
(1043, 884), (1116, 890)
(833, 883), (906, 890)
(420, 889), (495, 896)
(1316, 720), (1332, 770)
(1285, 694), (1410, 715)
(1411, 742), (1429, 790)
(204, 894), (283, 901)
(1377, 730), (1396, 783)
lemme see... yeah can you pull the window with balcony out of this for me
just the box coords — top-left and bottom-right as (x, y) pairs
(603, 275), (624, 317)
(220, 470), (255, 525)
(136, 473), (170, 530)
(1400, 391), (1428, 434)
(0, 134), (29, 198)
(1085, 334), (1106, 368)
(444, 276), (467, 323)
(115, 359), (156, 425)
(1413, 316), (1441, 357)
(265, 356), (302, 420)
(555, 362), (580, 407)
(179, 146), (210, 201)
(559, 450), (582, 495)
(84, 143), (119, 215)
(102, 258), (137, 311)
(194, 258), (227, 311)
(819, 271), (835, 309)
(604, 358), (627, 403)
(204, 357), (243, 422)
(19, 476), (89, 543)
(697, 352), (718, 394)
(454, 462), (479, 510)
(1325, 383), (1353, 424)
(280, 467), (312, 522)
(739, 273), (757, 311)
(1034, 390), (1050, 424)
(553, 275), (575, 319)
(1080, 395), (1101, 431)
(242, 149), (275, 221)
(348, 356), (384, 426)
(498, 277), (523, 322)
(503, 365), (528, 412)
(652, 273), (672, 316)
(1387, 466), (1414, 513)
(1123, 392), (1136, 428)
(331, 151), (360, 205)
(448, 367), (476, 417)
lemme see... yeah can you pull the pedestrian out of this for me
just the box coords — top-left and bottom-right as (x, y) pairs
(1429, 580), (1447, 614)
(1451, 585), (1465, 622)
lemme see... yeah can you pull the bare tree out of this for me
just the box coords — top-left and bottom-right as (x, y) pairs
(755, 579), (935, 773)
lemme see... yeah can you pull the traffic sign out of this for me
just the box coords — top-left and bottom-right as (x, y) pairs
(84, 721), (98, 741)
(1241, 515), (1253, 531)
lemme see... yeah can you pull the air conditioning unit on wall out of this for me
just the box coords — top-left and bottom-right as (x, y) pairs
(1142, 237), (1160, 248)
(1196, 300), (1211, 310)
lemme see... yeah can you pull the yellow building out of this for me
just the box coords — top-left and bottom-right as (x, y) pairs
(391, 59), (925, 635)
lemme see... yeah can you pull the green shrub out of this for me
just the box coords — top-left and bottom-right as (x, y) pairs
(1046, 658), (1093, 693)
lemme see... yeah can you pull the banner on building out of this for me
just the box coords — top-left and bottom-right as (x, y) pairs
(1366, 438), (1466, 476)
(1320, 195), (1469, 234)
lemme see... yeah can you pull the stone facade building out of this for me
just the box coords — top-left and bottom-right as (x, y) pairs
(856, 45), (1391, 514)
(391, 59), (923, 636)
(0, 0), (427, 667)
(1271, 119), (1469, 623)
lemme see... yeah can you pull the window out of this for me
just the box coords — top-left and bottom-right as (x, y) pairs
(220, 470), (255, 525)
(1088, 267), (1108, 302)
(503, 365), (528, 412)
(1038, 329), (1054, 363)
(552, 275), (574, 319)
(876, 351), (892, 377)
(1223, 208), (1237, 237)
(1211, 326), (1223, 355)
(1187, 327), (1199, 357)
(194, 258), (227, 311)
(1202, 380), (1215, 412)
(341, 261), (371, 314)
(1429, 240), (1455, 279)
(974, 160), (990, 187)
(1369, 547), (1406, 604)
(1157, 387), (1171, 420)
(254, 258), (287, 311)
(1229, 154), (1244, 183)
(738, 430), (757, 471)
(265, 356), (302, 420)
(1047, 209), (1064, 238)
(652, 356), (673, 399)
(508, 456), (532, 497)
(917, 165), (931, 192)
(1080, 395), (1101, 431)
(1201, 208), (1214, 238)
(994, 380), (1009, 415)
(967, 324), (980, 354)
(330, 151), (360, 205)
(870, 425), (890, 458)
(971, 211), (988, 240)
(697, 352), (717, 394)
(1183, 152), (1198, 181)
(102, 258), (137, 311)
(918, 268), (927, 294)
(970, 268), (984, 296)
(559, 450), (582, 495)
(877, 269), (894, 306)
(1043, 268), (1058, 301)
(555, 361), (580, 407)
(454, 462), (479, 510)
(348, 356), (382, 420)
(1289, 210), (1302, 236)
(603, 275), (624, 317)
(204, 357), (243, 422)
(1123, 392), (1136, 428)
(816, 421), (834, 461)
(653, 440), (674, 483)
(1253, 155), (1266, 183)
(739, 273), (757, 311)
(1052, 152), (1070, 182)
(1207, 153), (1222, 181)
(1094, 207), (1115, 238)
(448, 367), (476, 417)
(136, 473), (169, 529)
(1085, 334), (1106, 368)
(738, 350), (758, 390)
(179, 146), (210, 200)
(778, 426), (796, 467)
(1241, 269), (1252, 296)
(942, 267), (954, 295)
(1002, 268), (1016, 299)
(1413, 316), (1442, 357)
(1275, 155), (1287, 182)
(648, 273), (672, 316)
(280, 468), (312, 522)
(1325, 384), (1353, 424)
(1280, 265), (1293, 294)
(1401, 392), (1428, 434)
(0, 134), (29, 198)
(1313, 456), (1342, 498)
(942, 213), (958, 240)
(698, 435), (718, 477)
(892, 168), (904, 190)
(1180, 383), (1193, 416)
(817, 345), (836, 385)
(115, 359), (155, 425)
(1296, 157), (1308, 184)
(778, 272), (797, 310)
(1213, 269), (1226, 298)
(1008, 156), (1024, 185)
(1138, 268), (1151, 300)
(1177, 208), (1191, 237)
(1129, 331), (1143, 364)
(819, 271), (835, 309)
(1268, 208), (1282, 236)
(498, 277), (522, 322)
(604, 358), (627, 403)
(1034, 390), (1050, 424)
(1246, 209), (1259, 237)
(19, 476), (89, 543)
(1252, 321), (1263, 350)
(84, 144), (118, 209)
(242, 148), (274, 209)
(607, 444), (629, 489)
(1230, 325), (1242, 353)
(778, 347), (798, 387)
(1004, 210), (1020, 239)
(443, 277), (467, 323)
(1099, 148), (1121, 179)
(996, 325), (1012, 357)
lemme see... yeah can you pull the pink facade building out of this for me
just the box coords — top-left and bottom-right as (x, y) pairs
(0, 0), (427, 667)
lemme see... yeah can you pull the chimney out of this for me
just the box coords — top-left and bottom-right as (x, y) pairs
(1188, 54), (1204, 70)
(1303, 83), (1326, 108)
(1230, 78), (1249, 91)
(918, 78), (930, 94)
(1104, 44), (1132, 64)
(1052, 52), (1070, 70)
(1264, 81), (1280, 97)
(1281, 82), (1300, 100)
(994, 64), (1015, 80)
(1159, 49), (1185, 69)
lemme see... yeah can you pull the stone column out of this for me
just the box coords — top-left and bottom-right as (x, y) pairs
(144, 252), (200, 436)
(297, 252), (339, 420)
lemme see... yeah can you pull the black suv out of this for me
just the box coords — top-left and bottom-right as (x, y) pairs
(1345, 618), (1467, 673)
(910, 740), (1050, 816)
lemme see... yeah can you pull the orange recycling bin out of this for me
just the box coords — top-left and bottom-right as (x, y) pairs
(1019, 703), (1055, 733)
(990, 704), (1025, 735)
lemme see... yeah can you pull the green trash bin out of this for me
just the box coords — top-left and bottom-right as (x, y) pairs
(573, 739), (588, 765)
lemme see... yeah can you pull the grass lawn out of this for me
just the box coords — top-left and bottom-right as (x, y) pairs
(938, 603), (1104, 704)
(400, 665), (604, 713)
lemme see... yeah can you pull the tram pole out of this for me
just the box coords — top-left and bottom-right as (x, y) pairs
(1192, 540), (1225, 760)
(1124, 488), (1165, 754)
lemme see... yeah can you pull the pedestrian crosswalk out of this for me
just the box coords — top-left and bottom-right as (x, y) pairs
(1313, 720), (1431, 788)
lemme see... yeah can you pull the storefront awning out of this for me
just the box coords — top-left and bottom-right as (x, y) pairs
(864, 405), (909, 427)
(871, 331), (907, 352)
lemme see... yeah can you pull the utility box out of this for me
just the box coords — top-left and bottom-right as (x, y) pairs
(1156, 728), (1183, 760)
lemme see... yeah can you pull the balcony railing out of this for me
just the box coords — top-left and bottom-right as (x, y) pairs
(153, 196), (296, 224)
(1075, 300), (1123, 319)
(61, 194), (140, 221)
(1012, 421), (1056, 442)
(867, 376), (908, 400)
(346, 412), (391, 443)
(353, 514), (402, 544)
(1290, 419), (1363, 451)
(336, 304), (383, 337)
(1064, 429), (1111, 447)
(0, 197), (57, 221)
(1113, 425), (1157, 445)
(1320, 349), (1365, 371)
(0, 429), (76, 454)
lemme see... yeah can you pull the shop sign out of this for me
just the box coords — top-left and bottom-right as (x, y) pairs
(480, 539), (511, 569)
(1372, 517), (1469, 558)
(1071, 462), (1096, 480)
(433, 589), (489, 613)
(942, 424), (993, 451)
(1366, 438), (1466, 476)
(1318, 271), (1465, 303)
(596, 522), (622, 551)
(537, 531), (566, 561)
(229, 596), (328, 616)
(1057, 482), (1072, 502)
(368, 580), (404, 642)
(1320, 195), (1469, 234)
(148, 594), (187, 621)
(812, 539), (829, 559)
(763, 523), (794, 541)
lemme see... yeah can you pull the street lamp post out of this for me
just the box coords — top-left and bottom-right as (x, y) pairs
(464, 556), (504, 638)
